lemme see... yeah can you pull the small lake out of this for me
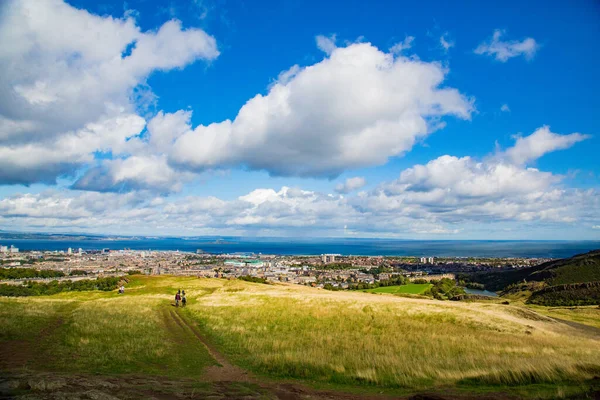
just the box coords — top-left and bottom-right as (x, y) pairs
(464, 288), (499, 297)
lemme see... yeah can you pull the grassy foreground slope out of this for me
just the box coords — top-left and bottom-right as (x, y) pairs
(1, 275), (600, 399)
(185, 278), (600, 388)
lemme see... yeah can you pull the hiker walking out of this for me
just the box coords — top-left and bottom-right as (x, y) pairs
(175, 290), (181, 307)
(181, 290), (187, 307)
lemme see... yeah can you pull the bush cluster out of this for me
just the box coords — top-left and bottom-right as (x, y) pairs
(424, 278), (465, 300)
(69, 269), (89, 276)
(318, 262), (355, 270)
(346, 276), (409, 291)
(527, 281), (600, 306)
(0, 267), (65, 280)
(0, 276), (123, 297)
(237, 275), (268, 284)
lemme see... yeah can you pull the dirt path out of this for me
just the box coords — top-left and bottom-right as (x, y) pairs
(165, 309), (530, 400)
(168, 308), (407, 399)
(550, 316), (600, 338)
(168, 309), (253, 382)
(1, 306), (583, 399)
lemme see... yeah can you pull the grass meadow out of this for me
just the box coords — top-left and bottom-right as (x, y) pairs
(0, 289), (215, 377)
(364, 283), (432, 295)
(1, 275), (600, 398)
(185, 279), (600, 389)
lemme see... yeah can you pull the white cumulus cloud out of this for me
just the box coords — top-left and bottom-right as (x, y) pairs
(390, 36), (415, 54)
(335, 177), (367, 194)
(315, 34), (337, 55)
(474, 29), (538, 62)
(439, 33), (454, 52)
(168, 41), (473, 178)
(2, 126), (596, 237)
(0, 0), (218, 185)
(500, 126), (590, 165)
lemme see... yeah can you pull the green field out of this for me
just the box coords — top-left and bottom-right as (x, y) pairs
(364, 283), (432, 295)
(1, 275), (600, 399)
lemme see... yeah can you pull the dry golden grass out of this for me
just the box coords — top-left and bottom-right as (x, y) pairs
(0, 284), (215, 376)
(183, 278), (600, 388)
(2, 276), (599, 396)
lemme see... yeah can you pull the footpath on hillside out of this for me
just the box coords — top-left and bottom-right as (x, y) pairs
(1, 306), (599, 399)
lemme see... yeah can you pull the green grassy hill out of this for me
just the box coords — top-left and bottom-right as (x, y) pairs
(531, 250), (600, 285)
(467, 250), (600, 305)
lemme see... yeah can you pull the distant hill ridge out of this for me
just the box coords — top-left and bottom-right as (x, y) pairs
(468, 249), (600, 306)
(529, 249), (600, 285)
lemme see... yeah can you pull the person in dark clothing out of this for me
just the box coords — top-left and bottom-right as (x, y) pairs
(181, 290), (187, 307)
(175, 290), (181, 307)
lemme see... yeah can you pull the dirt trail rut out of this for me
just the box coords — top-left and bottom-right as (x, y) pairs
(168, 309), (253, 382)
(167, 309), (409, 399)
(165, 310), (542, 399)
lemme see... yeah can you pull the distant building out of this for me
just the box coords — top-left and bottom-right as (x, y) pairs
(67, 248), (72, 255)
(78, 248), (83, 255)
(225, 259), (265, 268)
(0, 245), (7, 253)
(9, 245), (19, 253)
(321, 254), (340, 263)
(420, 257), (426, 263)
(428, 257), (434, 264)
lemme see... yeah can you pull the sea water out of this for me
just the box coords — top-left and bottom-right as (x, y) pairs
(1, 237), (598, 258)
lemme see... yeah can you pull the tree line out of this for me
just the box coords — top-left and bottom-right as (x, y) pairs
(0, 267), (65, 280)
(0, 277), (123, 297)
(237, 275), (268, 284)
(322, 275), (412, 291)
(423, 278), (465, 300)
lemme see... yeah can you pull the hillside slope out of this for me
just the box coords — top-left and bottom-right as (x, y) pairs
(2, 276), (600, 399)
(468, 250), (600, 305)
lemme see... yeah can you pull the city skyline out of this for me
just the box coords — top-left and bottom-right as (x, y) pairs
(0, 0), (599, 239)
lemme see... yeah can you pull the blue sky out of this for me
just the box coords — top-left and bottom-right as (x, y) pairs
(0, 0), (599, 239)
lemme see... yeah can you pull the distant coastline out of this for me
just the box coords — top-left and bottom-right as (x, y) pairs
(0, 233), (598, 258)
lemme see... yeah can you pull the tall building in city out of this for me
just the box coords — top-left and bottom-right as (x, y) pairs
(9, 245), (19, 253)
(67, 248), (72, 255)
(428, 257), (434, 264)
(420, 257), (426, 263)
(321, 254), (340, 263)
(0, 245), (7, 253)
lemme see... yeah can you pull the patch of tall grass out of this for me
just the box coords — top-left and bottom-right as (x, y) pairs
(0, 288), (215, 376)
(185, 280), (600, 389)
(50, 296), (215, 376)
(0, 298), (72, 341)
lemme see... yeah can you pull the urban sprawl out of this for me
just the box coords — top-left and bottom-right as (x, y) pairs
(0, 244), (551, 288)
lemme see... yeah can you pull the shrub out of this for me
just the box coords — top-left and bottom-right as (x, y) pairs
(237, 276), (268, 284)
(527, 282), (600, 306)
(0, 267), (65, 280)
(0, 277), (123, 297)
